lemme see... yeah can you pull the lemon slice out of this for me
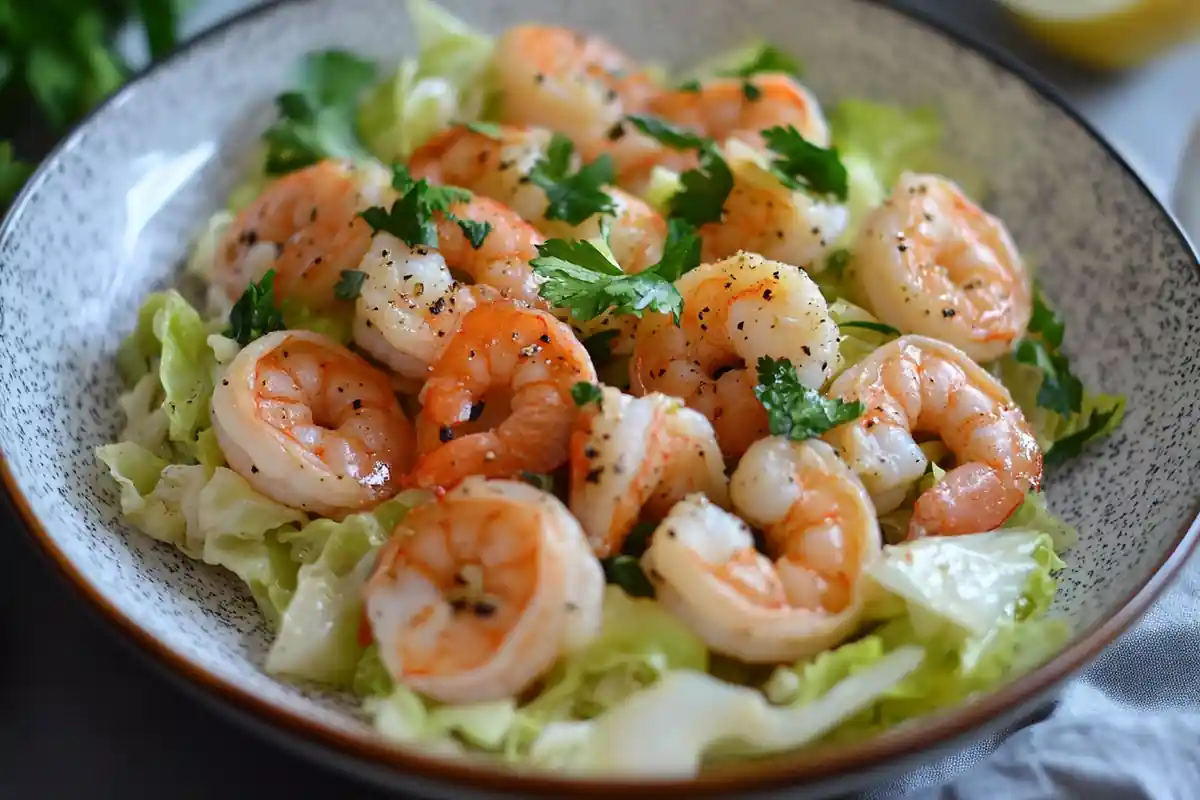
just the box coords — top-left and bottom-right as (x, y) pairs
(999, 0), (1200, 70)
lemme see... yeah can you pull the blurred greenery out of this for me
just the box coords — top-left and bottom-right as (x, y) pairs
(1, 0), (181, 209)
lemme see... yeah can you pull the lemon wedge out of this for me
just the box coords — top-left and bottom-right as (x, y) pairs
(999, 0), (1200, 70)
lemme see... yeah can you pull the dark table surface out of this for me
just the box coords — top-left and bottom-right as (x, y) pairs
(3, 2), (1198, 798)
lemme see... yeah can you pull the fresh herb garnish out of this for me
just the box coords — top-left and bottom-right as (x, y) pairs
(761, 125), (848, 200)
(527, 133), (616, 225)
(825, 248), (852, 276)
(531, 225), (691, 324)
(358, 167), (488, 250)
(839, 320), (900, 337)
(228, 269), (286, 346)
(333, 269), (367, 301)
(678, 79), (702, 93)
(571, 382), (604, 407)
(519, 471), (555, 492)
(719, 44), (803, 80)
(1013, 338), (1082, 417)
(581, 330), (621, 367)
(626, 115), (709, 151)
(625, 115), (734, 227)
(754, 356), (863, 440)
(741, 81), (762, 101)
(262, 50), (377, 176)
(455, 218), (492, 250)
(1045, 405), (1120, 468)
(601, 556), (656, 598)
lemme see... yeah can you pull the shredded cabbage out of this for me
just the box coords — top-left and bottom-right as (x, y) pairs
(358, 0), (496, 163)
(641, 166), (683, 214)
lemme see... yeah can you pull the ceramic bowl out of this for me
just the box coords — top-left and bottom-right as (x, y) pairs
(2, 0), (1198, 797)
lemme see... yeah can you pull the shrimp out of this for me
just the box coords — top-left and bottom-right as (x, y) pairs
(408, 300), (598, 489)
(211, 330), (414, 517)
(823, 335), (1042, 538)
(643, 438), (880, 663)
(410, 124), (667, 274)
(492, 25), (660, 168)
(216, 160), (392, 311)
(697, 140), (848, 269)
(353, 196), (546, 386)
(849, 173), (1033, 363)
(568, 387), (728, 557)
(631, 252), (841, 459)
(364, 477), (604, 704)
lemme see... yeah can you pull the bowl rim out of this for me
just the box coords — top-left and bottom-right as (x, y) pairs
(3, 0), (1199, 795)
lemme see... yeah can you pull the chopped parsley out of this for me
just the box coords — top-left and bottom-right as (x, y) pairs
(455, 218), (492, 249)
(1045, 405), (1120, 468)
(761, 125), (848, 201)
(571, 382), (604, 407)
(839, 320), (899, 337)
(527, 133), (616, 225)
(228, 269), (286, 346)
(262, 50), (377, 176)
(531, 220), (700, 324)
(358, 166), (489, 250)
(754, 356), (863, 440)
(581, 330), (621, 367)
(464, 121), (504, 139)
(333, 269), (366, 301)
(825, 248), (852, 276)
(626, 115), (709, 151)
(624, 115), (734, 227)
(742, 82), (762, 101)
(1013, 338), (1082, 417)
(519, 471), (555, 492)
(599, 521), (659, 597)
(719, 44), (803, 80)
(678, 79), (702, 93)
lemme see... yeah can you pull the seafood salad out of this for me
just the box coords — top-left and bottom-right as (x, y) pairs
(97, 0), (1126, 778)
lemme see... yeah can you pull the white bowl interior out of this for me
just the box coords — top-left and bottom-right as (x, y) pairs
(1, 0), (1198, 778)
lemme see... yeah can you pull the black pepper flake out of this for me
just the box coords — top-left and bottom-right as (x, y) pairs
(250, 466), (259, 474)
(801, 345), (812, 356)
(898, 244), (908, 252)
(429, 297), (446, 315)
(942, 308), (956, 318)
(606, 121), (626, 141)
(450, 598), (469, 612)
(585, 467), (604, 483)
(221, 379), (229, 386)
(468, 401), (486, 422)
(534, 72), (546, 84)
(473, 601), (497, 617)
(539, 334), (551, 343)
(439, 426), (455, 442)
(583, 445), (598, 459)
(605, 88), (618, 102)
(762, 289), (773, 300)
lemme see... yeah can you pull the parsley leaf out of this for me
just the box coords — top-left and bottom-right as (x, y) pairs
(571, 382), (604, 407)
(519, 471), (555, 492)
(228, 269), (286, 346)
(1028, 290), (1065, 349)
(754, 356), (863, 440)
(262, 50), (376, 176)
(601, 556), (656, 597)
(626, 115), (709, 151)
(582, 330), (621, 367)
(465, 121), (503, 139)
(456, 219), (492, 249)
(1044, 405), (1119, 468)
(719, 44), (803, 79)
(527, 133), (615, 225)
(653, 218), (703, 282)
(333, 269), (366, 301)
(1014, 338), (1083, 416)
(741, 81), (762, 101)
(762, 125), (848, 201)
(671, 143), (734, 227)
(678, 79), (702, 93)
(839, 320), (900, 337)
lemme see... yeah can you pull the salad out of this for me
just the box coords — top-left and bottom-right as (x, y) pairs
(96, 0), (1124, 778)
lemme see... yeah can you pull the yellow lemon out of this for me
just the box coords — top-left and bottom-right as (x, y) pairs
(999, 0), (1200, 70)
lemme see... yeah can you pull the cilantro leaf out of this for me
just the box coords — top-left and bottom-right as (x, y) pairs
(465, 121), (503, 139)
(571, 382), (604, 407)
(527, 133), (615, 225)
(741, 81), (762, 101)
(1014, 338), (1083, 416)
(754, 356), (863, 440)
(1028, 290), (1065, 349)
(671, 143), (734, 227)
(1045, 405), (1119, 468)
(455, 219), (492, 249)
(678, 79), (702, 93)
(625, 115), (709, 151)
(333, 269), (366, 301)
(358, 172), (477, 249)
(518, 471), (555, 492)
(228, 269), (286, 346)
(839, 320), (900, 337)
(719, 44), (803, 79)
(651, 218), (702, 282)
(262, 50), (376, 176)
(762, 125), (848, 201)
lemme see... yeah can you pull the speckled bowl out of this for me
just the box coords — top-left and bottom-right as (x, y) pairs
(2, 0), (1198, 797)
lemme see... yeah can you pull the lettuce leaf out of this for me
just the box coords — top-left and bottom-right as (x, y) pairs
(523, 586), (708, 722)
(266, 493), (428, 685)
(765, 529), (1069, 745)
(829, 100), (987, 244)
(529, 648), (923, 776)
(358, 0), (495, 163)
(827, 298), (897, 378)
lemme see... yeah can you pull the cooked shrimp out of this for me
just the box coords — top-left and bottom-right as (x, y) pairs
(568, 387), (728, 557)
(849, 173), (1032, 363)
(211, 330), (414, 517)
(643, 439), (880, 662)
(353, 196), (546, 386)
(492, 25), (660, 169)
(216, 160), (392, 311)
(632, 252), (840, 459)
(697, 141), (847, 269)
(364, 477), (604, 704)
(410, 124), (668, 273)
(408, 300), (598, 489)
(824, 335), (1042, 538)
